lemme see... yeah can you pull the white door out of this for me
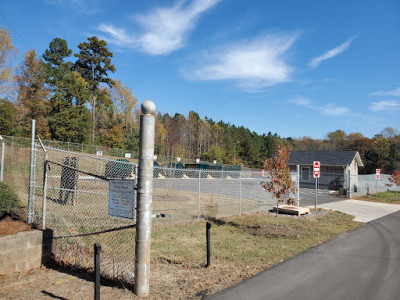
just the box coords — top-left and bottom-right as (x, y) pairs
(301, 166), (310, 182)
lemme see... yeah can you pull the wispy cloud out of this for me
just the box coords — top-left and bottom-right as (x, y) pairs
(290, 96), (350, 116)
(370, 87), (400, 97)
(97, 0), (221, 55)
(186, 33), (298, 91)
(370, 100), (400, 112)
(309, 36), (356, 69)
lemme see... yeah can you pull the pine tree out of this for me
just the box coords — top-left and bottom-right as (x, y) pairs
(74, 36), (116, 143)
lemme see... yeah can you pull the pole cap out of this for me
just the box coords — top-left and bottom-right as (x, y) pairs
(141, 99), (156, 115)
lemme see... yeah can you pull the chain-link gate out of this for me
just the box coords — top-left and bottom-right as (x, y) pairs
(35, 146), (138, 282)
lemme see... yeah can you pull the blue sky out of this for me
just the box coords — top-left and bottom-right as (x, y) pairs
(1, 0), (399, 139)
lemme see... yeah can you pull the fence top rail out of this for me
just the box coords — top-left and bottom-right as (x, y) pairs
(44, 146), (138, 165)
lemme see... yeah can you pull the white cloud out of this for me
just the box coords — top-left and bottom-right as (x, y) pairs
(370, 100), (400, 112)
(309, 36), (356, 69)
(97, 0), (221, 55)
(320, 104), (349, 116)
(290, 96), (311, 106)
(370, 87), (400, 97)
(290, 97), (350, 116)
(187, 33), (298, 90)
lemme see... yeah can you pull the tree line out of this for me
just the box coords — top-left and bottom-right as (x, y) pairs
(0, 27), (399, 173)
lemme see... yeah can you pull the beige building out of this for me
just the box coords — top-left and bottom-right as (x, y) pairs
(287, 151), (364, 192)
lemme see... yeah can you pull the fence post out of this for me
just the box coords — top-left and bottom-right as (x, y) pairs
(42, 156), (48, 229)
(239, 171), (242, 215)
(134, 100), (155, 297)
(198, 169), (201, 219)
(28, 119), (36, 224)
(94, 243), (101, 300)
(0, 136), (5, 182)
(296, 165), (300, 206)
(348, 168), (352, 199)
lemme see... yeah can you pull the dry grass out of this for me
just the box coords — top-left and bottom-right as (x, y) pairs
(147, 210), (361, 299)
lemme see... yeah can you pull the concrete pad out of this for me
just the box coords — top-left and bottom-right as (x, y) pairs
(272, 205), (310, 215)
(310, 199), (400, 222)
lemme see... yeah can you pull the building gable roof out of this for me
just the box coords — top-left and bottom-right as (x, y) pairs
(287, 151), (364, 167)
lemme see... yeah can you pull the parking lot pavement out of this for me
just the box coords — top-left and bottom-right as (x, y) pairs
(316, 199), (400, 222)
(298, 188), (342, 207)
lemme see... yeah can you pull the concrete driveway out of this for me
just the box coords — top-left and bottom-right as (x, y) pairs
(315, 199), (400, 222)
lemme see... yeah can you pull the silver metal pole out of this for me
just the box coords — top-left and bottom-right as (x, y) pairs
(0, 137), (5, 182)
(28, 119), (36, 224)
(315, 177), (317, 213)
(348, 168), (352, 199)
(296, 165), (300, 207)
(134, 100), (155, 297)
(38, 137), (47, 229)
(134, 164), (138, 221)
(42, 153), (48, 229)
(198, 169), (201, 220)
(239, 171), (242, 215)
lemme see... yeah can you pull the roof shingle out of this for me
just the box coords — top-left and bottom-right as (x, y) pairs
(287, 151), (360, 166)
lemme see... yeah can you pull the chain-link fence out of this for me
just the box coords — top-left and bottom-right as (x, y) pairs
(297, 170), (345, 192)
(0, 135), (277, 283)
(4, 133), (398, 287)
(351, 174), (399, 196)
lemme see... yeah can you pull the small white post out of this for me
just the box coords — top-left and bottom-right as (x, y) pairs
(0, 136), (5, 182)
(296, 165), (300, 207)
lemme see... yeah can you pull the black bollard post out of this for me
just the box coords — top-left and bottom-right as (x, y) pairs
(206, 222), (212, 268)
(94, 243), (101, 300)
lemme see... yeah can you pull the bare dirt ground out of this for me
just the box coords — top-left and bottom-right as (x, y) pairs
(0, 215), (33, 237)
(0, 266), (134, 300)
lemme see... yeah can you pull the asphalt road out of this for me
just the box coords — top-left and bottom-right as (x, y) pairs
(206, 210), (400, 300)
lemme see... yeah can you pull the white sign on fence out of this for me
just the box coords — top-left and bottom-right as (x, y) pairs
(125, 153), (132, 158)
(109, 180), (134, 219)
(376, 169), (381, 180)
(96, 151), (103, 157)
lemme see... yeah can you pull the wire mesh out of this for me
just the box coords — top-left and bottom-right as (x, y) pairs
(352, 174), (397, 196)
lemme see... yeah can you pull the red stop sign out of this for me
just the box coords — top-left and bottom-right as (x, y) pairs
(313, 161), (320, 178)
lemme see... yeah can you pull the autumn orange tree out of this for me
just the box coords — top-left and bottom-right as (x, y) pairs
(388, 169), (400, 198)
(262, 142), (297, 227)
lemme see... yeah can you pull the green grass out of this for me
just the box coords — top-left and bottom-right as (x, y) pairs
(151, 211), (360, 268)
(357, 190), (400, 204)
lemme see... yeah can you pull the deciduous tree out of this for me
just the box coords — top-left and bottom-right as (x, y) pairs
(0, 26), (17, 99)
(15, 50), (50, 137)
(262, 142), (297, 227)
(388, 169), (400, 198)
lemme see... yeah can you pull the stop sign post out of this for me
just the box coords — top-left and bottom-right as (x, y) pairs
(313, 161), (320, 213)
(375, 169), (380, 200)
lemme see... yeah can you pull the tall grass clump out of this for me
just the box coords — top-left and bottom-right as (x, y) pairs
(0, 182), (18, 217)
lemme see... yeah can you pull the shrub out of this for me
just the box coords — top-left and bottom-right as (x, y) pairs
(0, 182), (18, 217)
